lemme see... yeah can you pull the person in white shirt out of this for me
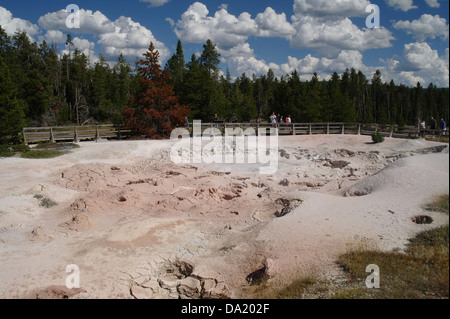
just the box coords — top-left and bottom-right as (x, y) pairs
(286, 115), (292, 124)
(270, 112), (277, 127)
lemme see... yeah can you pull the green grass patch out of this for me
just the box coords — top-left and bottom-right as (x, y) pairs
(334, 194), (449, 299)
(21, 150), (64, 159)
(252, 194), (449, 299)
(425, 194), (449, 214)
(35, 142), (80, 150)
(11, 144), (31, 153)
(425, 136), (449, 143)
(1, 144), (30, 157)
(268, 275), (317, 299)
(2, 142), (78, 159)
(331, 288), (370, 299)
(247, 269), (319, 299)
(0, 145), (15, 157)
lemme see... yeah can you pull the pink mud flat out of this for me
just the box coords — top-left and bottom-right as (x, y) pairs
(0, 135), (448, 299)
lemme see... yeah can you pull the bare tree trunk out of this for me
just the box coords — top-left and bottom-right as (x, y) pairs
(75, 86), (81, 126)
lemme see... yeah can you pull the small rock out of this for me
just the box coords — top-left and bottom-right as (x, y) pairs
(142, 279), (160, 293)
(264, 258), (277, 278)
(202, 279), (216, 292)
(131, 285), (153, 299)
(158, 277), (179, 290)
(210, 282), (229, 299)
(191, 267), (219, 281)
(177, 277), (201, 298)
(134, 276), (147, 286)
(35, 285), (86, 299)
(329, 160), (350, 169)
(30, 226), (52, 241)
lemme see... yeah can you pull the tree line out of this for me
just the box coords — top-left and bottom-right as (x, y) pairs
(1, 26), (449, 142)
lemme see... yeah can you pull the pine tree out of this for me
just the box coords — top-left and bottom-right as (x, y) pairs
(184, 54), (208, 120)
(68, 49), (89, 125)
(111, 54), (133, 123)
(200, 39), (221, 77)
(0, 57), (26, 144)
(89, 54), (111, 121)
(237, 73), (257, 121)
(123, 42), (189, 139)
(166, 40), (186, 97)
(0, 26), (12, 59)
(304, 73), (323, 122)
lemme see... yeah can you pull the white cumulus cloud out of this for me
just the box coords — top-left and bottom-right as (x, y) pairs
(37, 7), (169, 64)
(385, 0), (418, 11)
(290, 16), (394, 58)
(293, 0), (371, 18)
(255, 7), (296, 38)
(173, 2), (297, 50)
(0, 6), (39, 38)
(382, 42), (449, 87)
(98, 16), (170, 63)
(38, 9), (115, 35)
(393, 14), (449, 42)
(139, 0), (171, 7)
(40, 30), (66, 44)
(425, 0), (440, 8)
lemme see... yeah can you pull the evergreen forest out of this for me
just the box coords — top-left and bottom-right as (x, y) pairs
(1, 26), (449, 142)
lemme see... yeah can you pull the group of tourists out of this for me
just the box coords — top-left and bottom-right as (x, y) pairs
(268, 113), (292, 127)
(417, 116), (447, 138)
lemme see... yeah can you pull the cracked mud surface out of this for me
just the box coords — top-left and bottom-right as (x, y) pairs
(0, 135), (448, 299)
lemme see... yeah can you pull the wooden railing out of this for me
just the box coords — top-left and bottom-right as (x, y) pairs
(193, 122), (447, 139)
(23, 125), (132, 144)
(22, 123), (447, 144)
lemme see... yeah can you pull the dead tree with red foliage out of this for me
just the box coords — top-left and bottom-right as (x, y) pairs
(123, 42), (189, 139)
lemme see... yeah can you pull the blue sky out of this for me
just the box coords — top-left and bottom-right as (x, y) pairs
(0, 0), (448, 87)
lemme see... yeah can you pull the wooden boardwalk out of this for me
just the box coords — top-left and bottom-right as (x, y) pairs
(23, 125), (132, 144)
(22, 123), (447, 144)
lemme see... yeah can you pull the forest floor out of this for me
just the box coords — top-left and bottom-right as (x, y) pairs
(0, 135), (448, 299)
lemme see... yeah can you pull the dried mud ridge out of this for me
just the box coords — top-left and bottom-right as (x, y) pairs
(18, 143), (449, 299)
(126, 259), (229, 299)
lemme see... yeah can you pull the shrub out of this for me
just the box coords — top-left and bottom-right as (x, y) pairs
(372, 130), (385, 143)
(39, 197), (58, 208)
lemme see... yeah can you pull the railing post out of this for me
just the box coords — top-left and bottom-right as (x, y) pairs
(357, 124), (361, 135)
(309, 124), (312, 135)
(327, 123), (330, 135)
(96, 125), (99, 141)
(291, 123), (295, 135)
(390, 125), (394, 138)
(23, 128), (28, 145)
(342, 124), (345, 135)
(50, 127), (55, 143)
(74, 127), (79, 143)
